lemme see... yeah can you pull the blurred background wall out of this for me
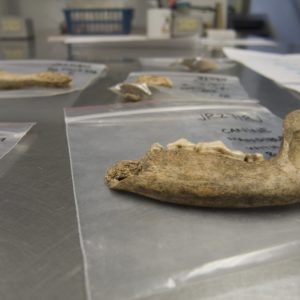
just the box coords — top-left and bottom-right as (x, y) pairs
(1, 0), (300, 45)
(0, 0), (147, 34)
(0, 0), (7, 13)
(251, 0), (300, 44)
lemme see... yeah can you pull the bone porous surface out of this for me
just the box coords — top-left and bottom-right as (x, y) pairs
(136, 75), (173, 88)
(0, 71), (72, 89)
(105, 110), (300, 208)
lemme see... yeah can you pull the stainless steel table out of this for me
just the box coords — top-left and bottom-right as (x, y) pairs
(1, 40), (300, 300)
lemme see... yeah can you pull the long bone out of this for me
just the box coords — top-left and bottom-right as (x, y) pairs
(0, 71), (72, 89)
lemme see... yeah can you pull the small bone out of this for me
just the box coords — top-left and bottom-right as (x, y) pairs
(181, 58), (218, 72)
(119, 83), (152, 102)
(105, 109), (300, 208)
(0, 71), (72, 89)
(136, 75), (173, 88)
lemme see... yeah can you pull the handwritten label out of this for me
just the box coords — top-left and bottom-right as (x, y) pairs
(179, 76), (247, 99)
(195, 110), (282, 158)
(127, 72), (250, 101)
(227, 136), (282, 143)
(222, 125), (282, 158)
(198, 113), (263, 123)
(48, 62), (98, 76)
(222, 127), (271, 134)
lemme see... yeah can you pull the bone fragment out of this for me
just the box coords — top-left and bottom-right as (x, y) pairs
(136, 75), (173, 88)
(119, 83), (152, 101)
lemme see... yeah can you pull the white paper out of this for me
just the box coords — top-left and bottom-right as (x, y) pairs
(0, 60), (107, 98)
(284, 54), (300, 70)
(0, 122), (35, 159)
(223, 48), (300, 85)
(284, 84), (300, 94)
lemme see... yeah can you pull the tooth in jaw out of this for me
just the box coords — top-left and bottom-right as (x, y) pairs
(105, 109), (300, 207)
(167, 138), (195, 151)
(165, 138), (264, 162)
(150, 143), (164, 152)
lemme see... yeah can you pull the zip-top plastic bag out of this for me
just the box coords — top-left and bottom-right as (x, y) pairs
(65, 103), (300, 300)
(0, 122), (35, 159)
(0, 60), (107, 98)
(111, 71), (255, 104)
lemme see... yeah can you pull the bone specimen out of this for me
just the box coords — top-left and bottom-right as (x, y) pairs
(110, 74), (173, 101)
(119, 83), (152, 101)
(136, 75), (173, 88)
(105, 110), (300, 208)
(0, 71), (72, 89)
(181, 58), (218, 72)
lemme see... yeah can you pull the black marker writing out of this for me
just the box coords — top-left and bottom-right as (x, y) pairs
(199, 113), (263, 123)
(222, 127), (272, 134)
(246, 145), (280, 151)
(227, 136), (282, 143)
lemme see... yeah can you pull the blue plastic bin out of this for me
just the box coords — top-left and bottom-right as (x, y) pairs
(64, 8), (134, 35)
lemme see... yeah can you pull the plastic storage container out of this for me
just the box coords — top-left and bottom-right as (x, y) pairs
(63, 8), (134, 35)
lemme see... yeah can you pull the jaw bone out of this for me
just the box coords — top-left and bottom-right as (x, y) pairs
(105, 110), (300, 208)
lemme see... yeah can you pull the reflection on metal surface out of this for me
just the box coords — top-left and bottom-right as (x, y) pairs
(182, 240), (300, 281)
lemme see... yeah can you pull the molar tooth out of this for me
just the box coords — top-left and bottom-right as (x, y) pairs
(195, 141), (226, 153)
(194, 141), (256, 161)
(150, 143), (163, 152)
(167, 138), (195, 150)
(245, 153), (264, 162)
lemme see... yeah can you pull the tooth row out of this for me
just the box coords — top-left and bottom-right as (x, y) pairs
(150, 139), (264, 162)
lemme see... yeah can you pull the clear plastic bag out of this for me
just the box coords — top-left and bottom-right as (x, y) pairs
(110, 82), (152, 102)
(0, 122), (35, 159)
(0, 60), (107, 98)
(125, 71), (255, 104)
(65, 103), (300, 300)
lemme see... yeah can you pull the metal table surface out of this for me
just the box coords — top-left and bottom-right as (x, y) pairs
(1, 40), (300, 300)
